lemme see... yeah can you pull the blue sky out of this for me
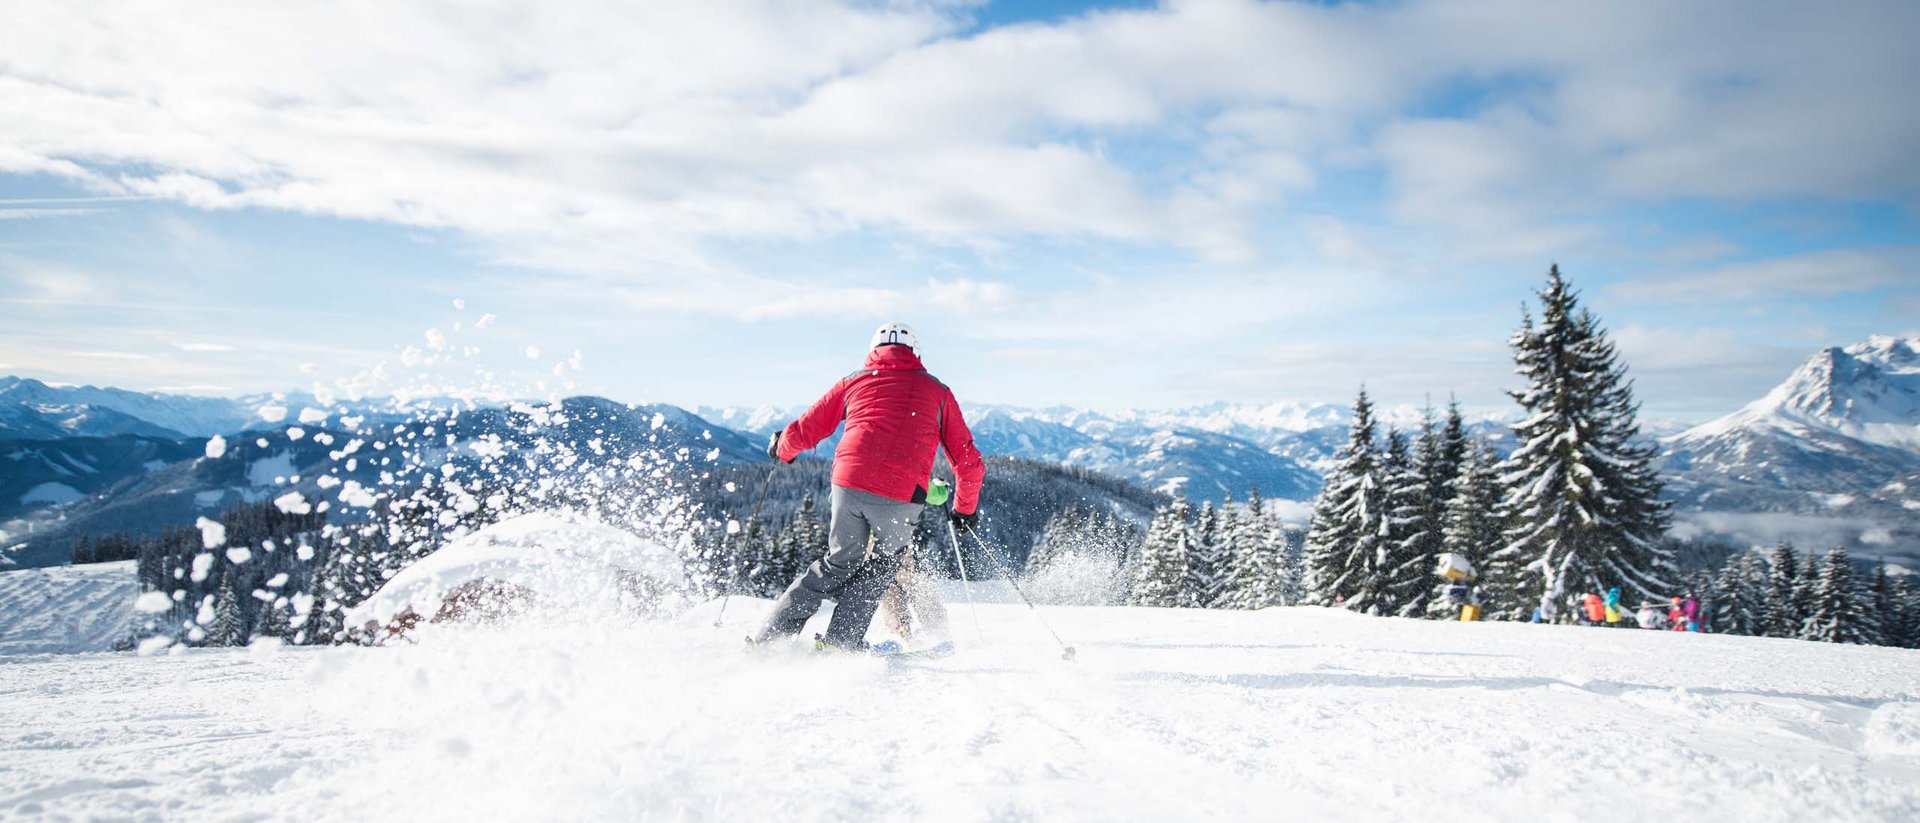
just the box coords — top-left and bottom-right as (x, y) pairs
(1, 0), (1916, 422)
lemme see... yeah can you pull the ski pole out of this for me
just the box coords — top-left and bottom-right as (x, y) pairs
(945, 518), (986, 642)
(962, 526), (1077, 661)
(713, 467), (780, 628)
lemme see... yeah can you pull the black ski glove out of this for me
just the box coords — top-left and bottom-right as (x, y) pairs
(766, 432), (793, 463)
(949, 509), (978, 533)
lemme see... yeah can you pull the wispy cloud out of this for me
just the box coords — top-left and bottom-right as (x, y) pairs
(172, 342), (235, 353)
(70, 350), (155, 360)
(0, 207), (104, 220)
(1611, 249), (1915, 303)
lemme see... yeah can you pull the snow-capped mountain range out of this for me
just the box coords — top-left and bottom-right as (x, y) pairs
(699, 399), (1488, 503)
(7, 334), (1919, 568)
(1662, 336), (1920, 559)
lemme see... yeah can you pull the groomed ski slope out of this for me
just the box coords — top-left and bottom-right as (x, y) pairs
(3, 585), (1919, 821)
(0, 560), (137, 655)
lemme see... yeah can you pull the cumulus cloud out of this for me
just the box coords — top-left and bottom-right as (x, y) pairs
(0, 0), (1915, 317)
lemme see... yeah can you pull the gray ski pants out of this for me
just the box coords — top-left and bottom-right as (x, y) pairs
(756, 485), (924, 649)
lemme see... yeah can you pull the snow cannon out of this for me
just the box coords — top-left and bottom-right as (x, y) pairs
(1435, 553), (1476, 582)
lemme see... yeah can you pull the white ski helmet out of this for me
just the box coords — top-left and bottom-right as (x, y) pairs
(870, 322), (919, 353)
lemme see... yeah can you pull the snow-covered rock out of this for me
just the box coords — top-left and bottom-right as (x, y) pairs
(345, 511), (691, 635)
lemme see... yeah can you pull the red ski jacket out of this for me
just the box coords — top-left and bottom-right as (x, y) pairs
(777, 345), (984, 514)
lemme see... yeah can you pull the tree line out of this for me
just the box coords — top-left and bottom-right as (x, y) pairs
(1289, 264), (1920, 648)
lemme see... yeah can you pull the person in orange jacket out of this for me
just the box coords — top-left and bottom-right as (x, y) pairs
(1582, 592), (1607, 626)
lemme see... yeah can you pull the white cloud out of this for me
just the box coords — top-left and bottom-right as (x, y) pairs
(71, 350), (154, 360)
(0, 0), (1914, 329)
(172, 342), (235, 352)
(0, 208), (103, 220)
(1611, 249), (1915, 303)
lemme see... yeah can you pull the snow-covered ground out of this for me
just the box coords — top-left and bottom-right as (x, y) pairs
(0, 560), (137, 655)
(3, 578), (1919, 820)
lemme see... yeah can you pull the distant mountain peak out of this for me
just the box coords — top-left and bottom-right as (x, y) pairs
(1683, 335), (1920, 451)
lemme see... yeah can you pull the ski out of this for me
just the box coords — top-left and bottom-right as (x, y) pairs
(870, 639), (956, 661)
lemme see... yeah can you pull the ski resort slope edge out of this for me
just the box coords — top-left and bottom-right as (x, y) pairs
(3, 588), (1918, 821)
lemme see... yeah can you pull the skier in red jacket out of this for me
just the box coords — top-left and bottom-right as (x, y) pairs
(752, 322), (985, 651)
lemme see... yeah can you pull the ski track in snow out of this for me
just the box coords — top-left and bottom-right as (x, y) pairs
(0, 561), (136, 655)
(2, 584), (1920, 820)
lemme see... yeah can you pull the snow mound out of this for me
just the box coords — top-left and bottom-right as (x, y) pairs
(346, 511), (691, 631)
(1865, 702), (1920, 758)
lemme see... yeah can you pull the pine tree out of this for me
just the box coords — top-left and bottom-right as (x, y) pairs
(1429, 441), (1504, 618)
(1802, 547), (1870, 644)
(1026, 507), (1085, 577)
(1895, 578), (1920, 649)
(1186, 501), (1226, 608)
(1382, 428), (1434, 617)
(1216, 492), (1283, 609)
(1710, 552), (1768, 636)
(1131, 498), (1192, 607)
(1790, 559), (1819, 640)
(1685, 569), (1717, 632)
(207, 576), (247, 647)
(761, 495), (828, 596)
(1762, 543), (1801, 638)
(1487, 266), (1674, 622)
(1864, 561), (1897, 648)
(257, 596), (293, 640)
(1303, 388), (1392, 613)
(1406, 405), (1465, 618)
(1436, 400), (1470, 497)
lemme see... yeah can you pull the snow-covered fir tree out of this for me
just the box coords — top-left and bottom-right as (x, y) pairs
(1790, 558), (1819, 640)
(1427, 441), (1503, 619)
(1685, 569), (1717, 630)
(256, 594), (293, 640)
(1027, 507), (1086, 577)
(1381, 428), (1433, 617)
(1801, 547), (1871, 644)
(1303, 388), (1392, 613)
(763, 495), (828, 595)
(1895, 577), (1920, 649)
(1405, 405), (1466, 618)
(207, 575), (246, 647)
(1186, 501), (1227, 608)
(1131, 497), (1193, 608)
(1435, 401), (1471, 500)
(1215, 491), (1288, 609)
(1762, 543), (1801, 639)
(1024, 507), (1139, 606)
(1485, 266), (1674, 621)
(1710, 552), (1768, 636)
(1864, 561), (1897, 648)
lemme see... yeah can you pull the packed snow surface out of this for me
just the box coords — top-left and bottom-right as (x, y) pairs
(3, 581), (1919, 820)
(0, 560), (138, 654)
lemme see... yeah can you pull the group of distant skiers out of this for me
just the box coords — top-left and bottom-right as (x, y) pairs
(1558, 588), (1707, 631)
